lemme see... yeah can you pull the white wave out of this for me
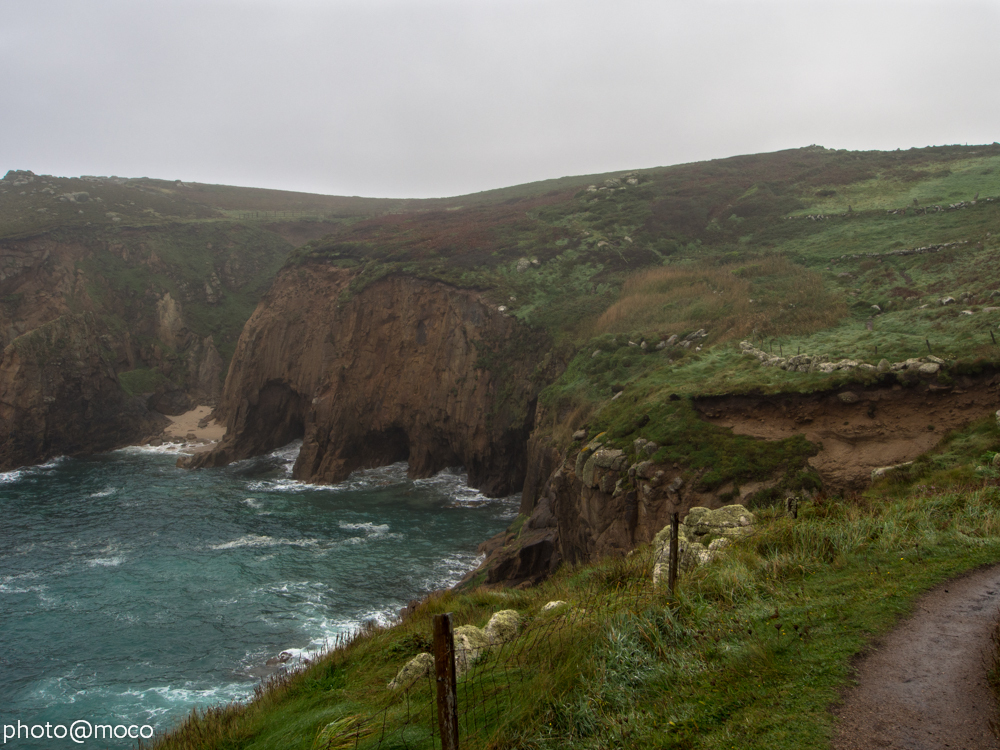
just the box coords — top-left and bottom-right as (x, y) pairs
(246, 478), (330, 493)
(414, 466), (522, 512)
(0, 571), (41, 593)
(276, 606), (398, 663)
(116, 443), (190, 456)
(210, 534), (319, 551)
(415, 551), (485, 592)
(338, 521), (390, 534)
(266, 440), (302, 473)
(0, 456), (69, 483)
(107, 682), (255, 721)
(88, 487), (117, 498)
(0, 583), (43, 595)
(86, 556), (124, 567)
(0, 468), (25, 484)
(241, 497), (263, 509)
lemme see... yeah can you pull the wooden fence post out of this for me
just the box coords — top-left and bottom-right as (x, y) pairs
(433, 613), (459, 750)
(668, 512), (679, 595)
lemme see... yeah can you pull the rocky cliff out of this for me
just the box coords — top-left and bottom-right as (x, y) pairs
(0, 313), (166, 470)
(471, 427), (740, 587)
(185, 264), (551, 496)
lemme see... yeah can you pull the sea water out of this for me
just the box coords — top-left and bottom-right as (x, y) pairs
(0, 442), (517, 747)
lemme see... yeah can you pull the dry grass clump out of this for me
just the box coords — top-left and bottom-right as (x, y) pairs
(594, 255), (845, 341)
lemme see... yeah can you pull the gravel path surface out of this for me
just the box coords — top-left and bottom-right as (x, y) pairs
(833, 564), (1000, 749)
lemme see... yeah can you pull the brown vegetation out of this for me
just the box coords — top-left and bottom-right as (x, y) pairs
(593, 255), (846, 341)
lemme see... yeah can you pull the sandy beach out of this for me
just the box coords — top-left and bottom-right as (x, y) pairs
(143, 405), (226, 453)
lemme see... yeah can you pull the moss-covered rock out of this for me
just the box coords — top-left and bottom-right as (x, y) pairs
(484, 609), (520, 645)
(386, 652), (433, 690)
(454, 624), (491, 674)
(652, 504), (755, 582)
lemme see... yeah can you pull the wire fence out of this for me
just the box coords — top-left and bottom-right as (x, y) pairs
(301, 543), (672, 750)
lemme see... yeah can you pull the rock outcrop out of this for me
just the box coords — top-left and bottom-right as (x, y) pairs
(651, 504), (755, 582)
(0, 313), (166, 470)
(184, 265), (550, 495)
(386, 609), (521, 689)
(471, 425), (755, 587)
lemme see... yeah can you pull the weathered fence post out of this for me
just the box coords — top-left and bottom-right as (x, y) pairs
(785, 495), (798, 519)
(433, 613), (459, 750)
(668, 512), (679, 595)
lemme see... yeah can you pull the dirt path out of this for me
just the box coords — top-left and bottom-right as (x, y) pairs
(833, 564), (1000, 749)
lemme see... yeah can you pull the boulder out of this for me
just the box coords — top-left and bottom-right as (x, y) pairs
(838, 391), (860, 404)
(387, 652), (434, 690)
(581, 447), (626, 488)
(634, 460), (656, 479)
(484, 610), (520, 645)
(871, 461), (914, 481)
(541, 600), (568, 612)
(572, 429), (587, 441)
(147, 388), (193, 416)
(454, 624), (490, 675)
(918, 362), (940, 376)
(652, 504), (755, 582)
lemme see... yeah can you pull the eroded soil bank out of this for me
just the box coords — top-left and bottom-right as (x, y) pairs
(833, 563), (1000, 750)
(695, 371), (1000, 490)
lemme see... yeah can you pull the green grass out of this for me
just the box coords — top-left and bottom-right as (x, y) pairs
(118, 367), (172, 396)
(149, 416), (1000, 750)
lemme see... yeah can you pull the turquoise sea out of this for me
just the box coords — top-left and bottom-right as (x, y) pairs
(0, 442), (517, 747)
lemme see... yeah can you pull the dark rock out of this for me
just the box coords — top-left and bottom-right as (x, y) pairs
(147, 388), (193, 416)
(0, 313), (167, 470)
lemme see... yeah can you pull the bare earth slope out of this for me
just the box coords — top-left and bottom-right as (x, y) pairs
(834, 564), (1000, 750)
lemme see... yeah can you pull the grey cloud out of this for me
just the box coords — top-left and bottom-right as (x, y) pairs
(1, 0), (997, 197)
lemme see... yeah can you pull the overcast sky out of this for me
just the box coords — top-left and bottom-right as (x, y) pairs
(3, 0), (998, 198)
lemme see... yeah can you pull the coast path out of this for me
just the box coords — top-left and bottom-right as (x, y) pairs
(833, 563), (1000, 749)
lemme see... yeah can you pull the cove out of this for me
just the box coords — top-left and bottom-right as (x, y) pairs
(0, 442), (516, 747)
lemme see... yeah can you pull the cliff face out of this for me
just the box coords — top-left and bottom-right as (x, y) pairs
(472, 430), (733, 587)
(0, 313), (166, 470)
(186, 264), (550, 496)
